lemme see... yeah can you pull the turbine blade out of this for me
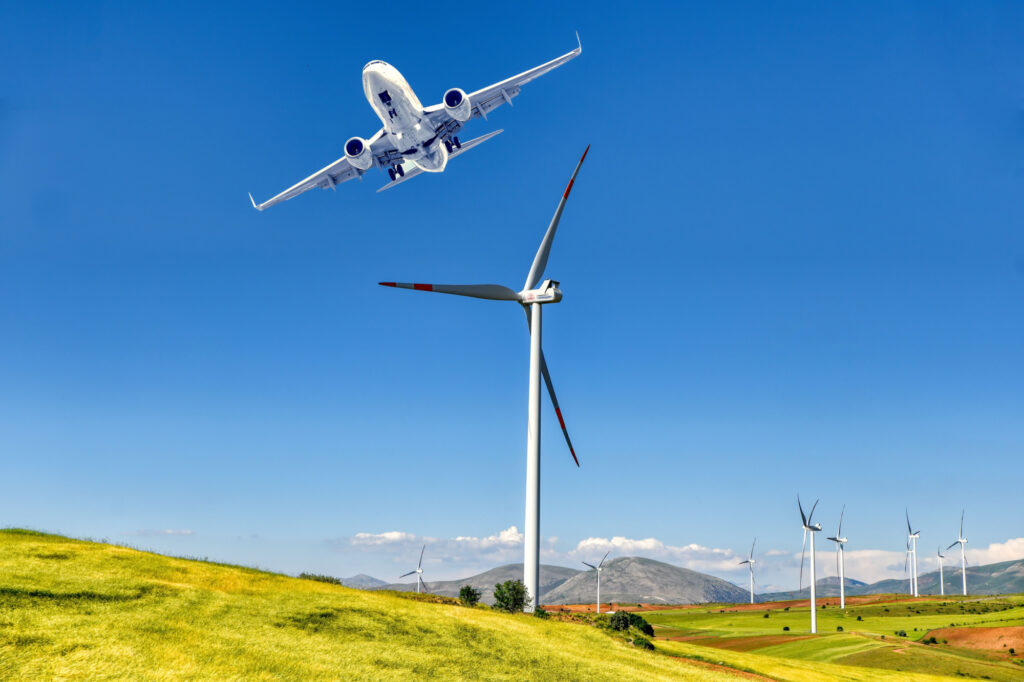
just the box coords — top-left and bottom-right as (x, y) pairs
(378, 282), (520, 301)
(798, 496), (808, 527)
(808, 499), (819, 525)
(946, 541), (959, 550)
(960, 509), (964, 538)
(838, 505), (845, 536)
(906, 508), (912, 535)
(523, 145), (590, 291)
(419, 576), (429, 594)
(738, 560), (750, 565)
(582, 561), (596, 569)
(418, 545), (425, 570)
(750, 537), (756, 560)
(599, 551), (609, 568)
(399, 570), (416, 578)
(799, 529), (807, 591)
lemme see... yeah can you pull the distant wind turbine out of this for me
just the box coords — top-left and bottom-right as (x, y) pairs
(825, 505), (848, 610)
(399, 545), (429, 594)
(946, 509), (968, 596)
(380, 148), (590, 611)
(906, 509), (920, 597)
(738, 539), (757, 605)
(798, 496), (823, 634)
(937, 546), (945, 596)
(582, 551), (610, 613)
(904, 539), (914, 595)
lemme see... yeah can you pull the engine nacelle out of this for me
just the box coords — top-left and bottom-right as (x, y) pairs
(344, 136), (373, 171)
(443, 88), (472, 122)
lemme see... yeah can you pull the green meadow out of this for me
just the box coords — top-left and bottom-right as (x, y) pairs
(645, 596), (1024, 681)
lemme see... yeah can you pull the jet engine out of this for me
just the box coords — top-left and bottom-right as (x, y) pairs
(443, 88), (472, 122)
(344, 136), (373, 170)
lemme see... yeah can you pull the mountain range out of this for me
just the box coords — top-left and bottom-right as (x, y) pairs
(378, 563), (581, 605)
(757, 558), (1024, 601)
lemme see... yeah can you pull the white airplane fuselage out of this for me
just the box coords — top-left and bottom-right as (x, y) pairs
(362, 61), (448, 172)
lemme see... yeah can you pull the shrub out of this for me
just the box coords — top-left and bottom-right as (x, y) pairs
(628, 613), (654, 637)
(784, 607), (790, 611)
(632, 636), (655, 651)
(610, 611), (631, 631)
(856, 615), (863, 621)
(458, 585), (481, 607)
(837, 626), (843, 632)
(533, 605), (550, 619)
(783, 626), (790, 631)
(298, 573), (342, 585)
(1009, 648), (1015, 655)
(763, 613), (770, 618)
(492, 580), (529, 613)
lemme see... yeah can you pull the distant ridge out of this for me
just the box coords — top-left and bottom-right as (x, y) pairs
(340, 573), (388, 589)
(379, 563), (580, 605)
(757, 558), (1024, 601)
(544, 557), (748, 605)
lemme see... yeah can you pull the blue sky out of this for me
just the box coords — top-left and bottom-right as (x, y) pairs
(1, 2), (1022, 591)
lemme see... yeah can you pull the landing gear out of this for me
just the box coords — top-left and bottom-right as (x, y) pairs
(388, 167), (396, 182)
(444, 139), (453, 153)
(453, 136), (462, 149)
(396, 164), (405, 177)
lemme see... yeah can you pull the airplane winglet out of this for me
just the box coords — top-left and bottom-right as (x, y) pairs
(248, 192), (264, 211)
(575, 31), (582, 54)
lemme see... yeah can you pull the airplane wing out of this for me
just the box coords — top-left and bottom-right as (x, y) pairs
(249, 129), (396, 211)
(425, 34), (581, 127)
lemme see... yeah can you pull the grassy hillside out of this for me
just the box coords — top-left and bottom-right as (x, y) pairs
(0, 529), (735, 680)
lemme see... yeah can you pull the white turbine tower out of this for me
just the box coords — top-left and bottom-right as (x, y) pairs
(380, 148), (589, 612)
(582, 551), (610, 613)
(946, 510), (968, 596)
(399, 545), (429, 594)
(825, 505), (848, 610)
(937, 546), (945, 596)
(906, 509), (920, 597)
(738, 539), (757, 605)
(798, 496), (823, 634)
(904, 539), (914, 595)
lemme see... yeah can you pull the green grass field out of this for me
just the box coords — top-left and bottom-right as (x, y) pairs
(2, 529), (1020, 680)
(644, 595), (1024, 681)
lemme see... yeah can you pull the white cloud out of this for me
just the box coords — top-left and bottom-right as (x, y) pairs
(125, 529), (194, 537)
(351, 531), (416, 546)
(966, 537), (1024, 565)
(570, 536), (744, 573)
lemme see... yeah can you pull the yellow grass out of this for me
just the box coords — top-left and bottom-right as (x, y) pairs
(0, 530), (735, 680)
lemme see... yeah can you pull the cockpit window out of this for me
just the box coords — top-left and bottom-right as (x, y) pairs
(378, 90), (392, 105)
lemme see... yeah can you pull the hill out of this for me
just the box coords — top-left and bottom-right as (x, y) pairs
(544, 557), (749, 605)
(758, 558), (1024, 601)
(380, 563), (579, 605)
(0, 529), (734, 680)
(339, 573), (388, 589)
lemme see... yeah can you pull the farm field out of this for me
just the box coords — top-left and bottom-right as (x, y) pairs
(644, 594), (1024, 680)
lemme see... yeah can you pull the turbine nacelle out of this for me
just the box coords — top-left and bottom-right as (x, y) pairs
(519, 279), (562, 305)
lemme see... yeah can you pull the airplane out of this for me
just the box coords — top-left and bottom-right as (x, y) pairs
(248, 35), (582, 210)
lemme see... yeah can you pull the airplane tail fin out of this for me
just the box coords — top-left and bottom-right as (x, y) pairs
(377, 129), (504, 193)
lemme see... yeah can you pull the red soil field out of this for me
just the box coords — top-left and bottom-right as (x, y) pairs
(926, 626), (1024, 655)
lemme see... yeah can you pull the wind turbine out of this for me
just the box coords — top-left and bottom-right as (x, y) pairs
(582, 551), (610, 613)
(380, 147), (589, 612)
(798, 496), (823, 634)
(825, 505), (848, 609)
(399, 545), (429, 594)
(738, 539), (757, 605)
(906, 509), (920, 597)
(937, 547), (945, 596)
(946, 509), (968, 596)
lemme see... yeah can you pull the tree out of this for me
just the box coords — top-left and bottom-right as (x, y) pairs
(459, 585), (481, 607)
(493, 579), (530, 613)
(610, 611), (631, 631)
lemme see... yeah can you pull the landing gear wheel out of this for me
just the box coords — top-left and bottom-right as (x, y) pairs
(444, 139), (454, 153)
(388, 167), (396, 182)
(453, 136), (462, 149)
(396, 164), (405, 177)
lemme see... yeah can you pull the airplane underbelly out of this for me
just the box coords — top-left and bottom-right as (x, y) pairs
(409, 144), (448, 173)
